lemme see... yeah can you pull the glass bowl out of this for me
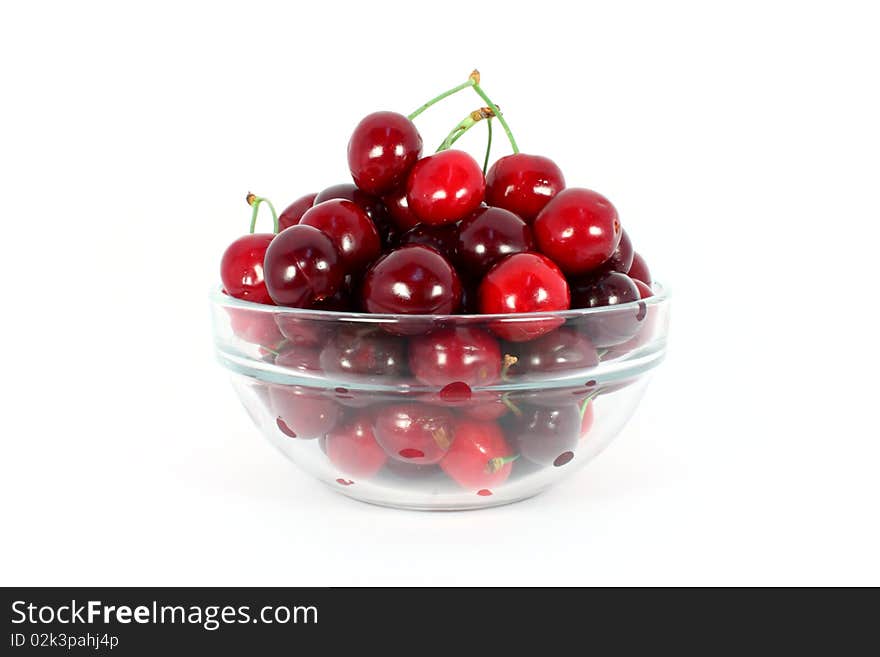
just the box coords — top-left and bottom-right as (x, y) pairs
(211, 285), (670, 510)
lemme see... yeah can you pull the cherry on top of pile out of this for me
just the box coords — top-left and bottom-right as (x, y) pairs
(220, 70), (653, 326)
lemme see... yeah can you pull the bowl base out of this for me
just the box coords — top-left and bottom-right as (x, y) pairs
(326, 483), (551, 512)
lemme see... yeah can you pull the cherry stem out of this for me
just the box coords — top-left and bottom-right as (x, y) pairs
(578, 393), (597, 420)
(471, 83), (519, 154)
(482, 118), (493, 175)
(247, 192), (279, 234)
(435, 107), (494, 152)
(407, 71), (480, 121)
(486, 454), (520, 473)
(500, 353), (518, 381)
(500, 392), (523, 417)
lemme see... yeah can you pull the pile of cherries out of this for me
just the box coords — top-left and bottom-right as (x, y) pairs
(220, 72), (654, 495)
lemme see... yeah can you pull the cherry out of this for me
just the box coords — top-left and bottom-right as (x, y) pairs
(628, 252), (652, 286)
(634, 279), (653, 299)
(507, 405), (580, 467)
(405, 150), (485, 225)
(382, 187), (422, 231)
(506, 328), (598, 376)
(580, 399), (595, 439)
(263, 225), (343, 307)
(269, 386), (341, 439)
(312, 182), (399, 254)
(459, 283), (480, 314)
(439, 419), (514, 490)
(478, 252), (570, 342)
(361, 245), (461, 315)
(462, 393), (509, 421)
(455, 206), (534, 278)
(274, 343), (322, 374)
(325, 412), (387, 478)
(570, 271), (643, 347)
(373, 403), (454, 465)
(533, 188), (622, 275)
(409, 327), (501, 387)
(278, 193), (317, 231)
(220, 234), (275, 305)
(485, 153), (565, 222)
(299, 199), (380, 274)
(600, 229), (634, 274)
(348, 111), (423, 195)
(570, 271), (640, 309)
(319, 328), (407, 377)
(397, 222), (459, 260)
(225, 303), (283, 347)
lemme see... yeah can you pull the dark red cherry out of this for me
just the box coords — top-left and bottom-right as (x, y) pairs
(406, 150), (485, 225)
(409, 327), (501, 387)
(382, 187), (422, 231)
(506, 328), (598, 376)
(570, 271), (640, 309)
(220, 234), (275, 304)
(347, 111), (423, 195)
(533, 188), (622, 275)
(373, 404), (454, 465)
(325, 412), (387, 479)
(570, 271), (643, 347)
(299, 199), (380, 274)
(507, 405), (580, 467)
(398, 222), (459, 260)
(628, 252), (652, 286)
(439, 419), (514, 490)
(269, 386), (340, 439)
(456, 206), (534, 278)
(478, 253), (570, 342)
(319, 329), (406, 377)
(273, 343), (322, 375)
(312, 183), (398, 252)
(634, 279), (653, 299)
(274, 312), (330, 347)
(485, 153), (565, 223)
(361, 245), (461, 315)
(278, 193), (317, 231)
(263, 225), (343, 307)
(600, 229), (634, 274)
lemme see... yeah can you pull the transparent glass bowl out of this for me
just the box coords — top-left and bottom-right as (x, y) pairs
(211, 285), (670, 510)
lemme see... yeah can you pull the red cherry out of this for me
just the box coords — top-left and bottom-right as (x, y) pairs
(373, 404), (454, 465)
(299, 199), (380, 274)
(225, 304), (283, 347)
(347, 111), (422, 195)
(600, 229), (634, 274)
(397, 222), (459, 260)
(628, 252), (652, 286)
(319, 328), (406, 377)
(406, 150), (485, 225)
(278, 193), (317, 231)
(456, 206), (534, 278)
(478, 253), (570, 342)
(570, 271), (640, 309)
(274, 343), (322, 374)
(440, 419), (514, 490)
(220, 234), (275, 305)
(382, 187), (422, 231)
(313, 183), (386, 225)
(533, 188), (622, 275)
(409, 327), (502, 387)
(485, 153), (565, 222)
(274, 313), (329, 347)
(325, 412), (387, 478)
(263, 225), (343, 307)
(634, 279), (653, 299)
(462, 393), (509, 421)
(269, 386), (341, 439)
(580, 400), (595, 439)
(361, 245), (461, 315)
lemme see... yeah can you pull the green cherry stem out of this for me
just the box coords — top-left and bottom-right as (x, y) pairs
(578, 393), (597, 420)
(436, 107), (495, 152)
(482, 117), (493, 175)
(246, 192), (279, 234)
(471, 83), (519, 154)
(407, 70), (480, 121)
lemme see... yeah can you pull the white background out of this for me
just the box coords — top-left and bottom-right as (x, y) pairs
(1, 0), (878, 586)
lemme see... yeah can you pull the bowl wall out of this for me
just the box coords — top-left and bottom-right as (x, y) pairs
(212, 287), (670, 510)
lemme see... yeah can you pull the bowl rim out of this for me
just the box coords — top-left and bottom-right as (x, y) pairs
(212, 281), (670, 322)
